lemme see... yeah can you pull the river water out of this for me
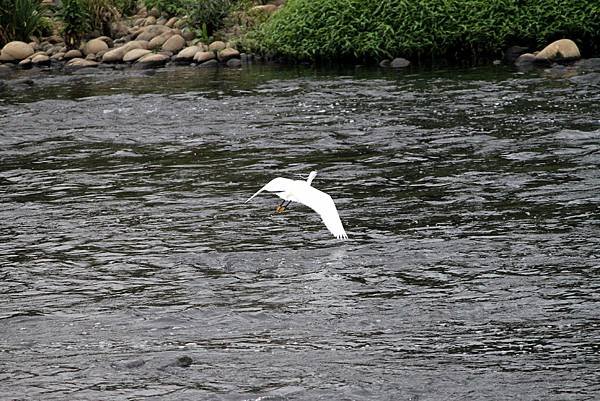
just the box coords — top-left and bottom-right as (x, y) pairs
(1, 63), (599, 400)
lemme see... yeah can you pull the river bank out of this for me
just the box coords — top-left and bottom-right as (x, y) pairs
(1, 1), (599, 74)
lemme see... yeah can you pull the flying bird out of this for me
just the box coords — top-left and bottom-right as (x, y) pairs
(245, 171), (348, 240)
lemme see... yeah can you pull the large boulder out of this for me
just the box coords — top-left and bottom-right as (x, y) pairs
(162, 34), (185, 53)
(83, 38), (109, 56)
(535, 39), (580, 63)
(123, 48), (152, 62)
(0, 41), (34, 61)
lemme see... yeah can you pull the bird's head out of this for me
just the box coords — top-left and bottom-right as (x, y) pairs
(306, 170), (318, 185)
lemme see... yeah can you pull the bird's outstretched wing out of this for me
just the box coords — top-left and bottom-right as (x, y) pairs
(291, 183), (348, 240)
(245, 177), (295, 203)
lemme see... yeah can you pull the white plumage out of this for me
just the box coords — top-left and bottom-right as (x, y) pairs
(246, 171), (348, 240)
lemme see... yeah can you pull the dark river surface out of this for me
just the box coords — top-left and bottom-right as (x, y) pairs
(1, 62), (599, 400)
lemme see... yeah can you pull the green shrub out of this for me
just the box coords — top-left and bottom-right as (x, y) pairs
(143, 0), (236, 35)
(253, 0), (600, 62)
(0, 0), (48, 45)
(59, 0), (90, 48)
(113, 0), (137, 15)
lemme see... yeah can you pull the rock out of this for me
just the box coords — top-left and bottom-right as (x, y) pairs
(218, 47), (240, 62)
(174, 46), (200, 61)
(18, 58), (32, 68)
(65, 58), (99, 69)
(64, 49), (83, 59)
(208, 41), (226, 52)
(378, 59), (390, 68)
(148, 31), (173, 50)
(535, 39), (580, 64)
(181, 29), (195, 42)
(47, 35), (63, 44)
(250, 4), (278, 14)
(198, 59), (218, 68)
(504, 45), (529, 64)
(101, 48), (125, 62)
(156, 16), (167, 25)
(0, 41), (35, 61)
(162, 34), (185, 53)
(111, 21), (130, 39)
(31, 54), (50, 65)
(123, 48), (152, 62)
(135, 53), (169, 68)
(85, 54), (96, 61)
(165, 17), (178, 28)
(515, 52), (536, 66)
(174, 18), (187, 29)
(145, 16), (157, 26)
(46, 44), (63, 56)
(83, 38), (109, 56)
(390, 57), (410, 68)
(174, 355), (193, 368)
(136, 25), (171, 41)
(96, 36), (114, 48)
(102, 40), (149, 62)
(226, 58), (242, 68)
(50, 52), (65, 61)
(149, 7), (160, 18)
(193, 51), (215, 63)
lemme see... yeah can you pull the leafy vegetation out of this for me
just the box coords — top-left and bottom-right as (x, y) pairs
(253, 0), (600, 62)
(59, 0), (90, 48)
(59, 0), (134, 48)
(143, 0), (238, 35)
(0, 0), (50, 45)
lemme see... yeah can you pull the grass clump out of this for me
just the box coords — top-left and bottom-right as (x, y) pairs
(253, 0), (600, 62)
(143, 0), (237, 35)
(0, 0), (50, 45)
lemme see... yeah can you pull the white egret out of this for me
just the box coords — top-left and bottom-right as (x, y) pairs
(245, 171), (348, 240)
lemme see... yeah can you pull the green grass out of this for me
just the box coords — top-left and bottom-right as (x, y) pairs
(251, 0), (600, 62)
(0, 0), (49, 45)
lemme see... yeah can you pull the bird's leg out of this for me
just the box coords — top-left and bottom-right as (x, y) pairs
(276, 200), (292, 213)
(276, 199), (286, 213)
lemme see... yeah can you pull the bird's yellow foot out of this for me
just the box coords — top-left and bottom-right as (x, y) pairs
(276, 205), (286, 213)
